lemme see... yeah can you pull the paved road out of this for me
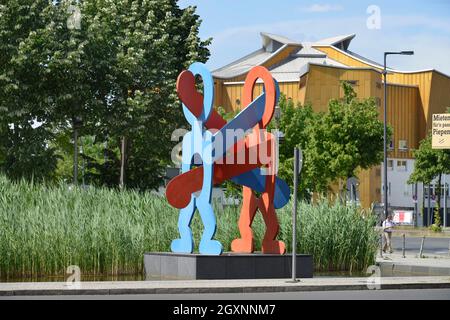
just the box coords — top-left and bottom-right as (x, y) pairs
(391, 236), (450, 256)
(2, 289), (450, 300)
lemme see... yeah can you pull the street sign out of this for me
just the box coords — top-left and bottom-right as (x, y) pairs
(432, 114), (450, 149)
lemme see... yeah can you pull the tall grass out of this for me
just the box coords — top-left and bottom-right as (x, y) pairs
(0, 175), (377, 278)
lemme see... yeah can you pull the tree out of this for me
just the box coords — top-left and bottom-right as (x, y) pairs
(0, 0), (61, 180)
(313, 82), (388, 197)
(0, 0), (211, 189)
(409, 135), (450, 229)
(269, 95), (326, 200)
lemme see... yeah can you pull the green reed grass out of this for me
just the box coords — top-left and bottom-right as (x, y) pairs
(0, 175), (377, 278)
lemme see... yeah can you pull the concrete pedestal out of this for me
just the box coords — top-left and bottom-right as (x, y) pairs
(144, 252), (313, 280)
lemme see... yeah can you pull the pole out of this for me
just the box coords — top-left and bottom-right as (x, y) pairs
(444, 178), (447, 228)
(414, 183), (418, 227)
(120, 136), (127, 189)
(80, 143), (86, 188)
(428, 184), (432, 226)
(73, 127), (78, 186)
(419, 236), (425, 258)
(290, 148), (300, 282)
(402, 234), (406, 258)
(383, 53), (389, 220)
(379, 234), (383, 258)
(421, 183), (425, 227)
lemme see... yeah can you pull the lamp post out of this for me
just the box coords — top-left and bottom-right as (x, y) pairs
(383, 51), (414, 220)
(288, 147), (303, 283)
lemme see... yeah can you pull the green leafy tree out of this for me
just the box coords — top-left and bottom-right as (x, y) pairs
(0, 0), (61, 180)
(315, 82), (389, 197)
(409, 135), (450, 230)
(269, 95), (325, 200)
(0, 0), (210, 189)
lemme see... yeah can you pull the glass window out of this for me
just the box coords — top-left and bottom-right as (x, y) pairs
(397, 160), (407, 171)
(387, 160), (394, 170)
(399, 140), (408, 151)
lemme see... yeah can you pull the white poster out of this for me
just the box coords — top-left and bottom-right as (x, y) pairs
(393, 210), (414, 225)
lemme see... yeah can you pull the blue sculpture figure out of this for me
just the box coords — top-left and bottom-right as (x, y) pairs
(170, 63), (223, 255)
(168, 63), (291, 255)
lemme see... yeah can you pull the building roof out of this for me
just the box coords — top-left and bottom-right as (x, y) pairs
(268, 48), (346, 82)
(212, 32), (450, 81)
(260, 32), (302, 47)
(212, 33), (346, 80)
(313, 34), (356, 50)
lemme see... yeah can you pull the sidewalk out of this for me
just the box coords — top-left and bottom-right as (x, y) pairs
(1, 276), (450, 296)
(377, 253), (450, 277)
(391, 228), (450, 238)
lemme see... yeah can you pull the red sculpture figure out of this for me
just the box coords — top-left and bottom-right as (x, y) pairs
(231, 67), (286, 255)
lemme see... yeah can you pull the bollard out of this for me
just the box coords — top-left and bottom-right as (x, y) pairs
(448, 240), (450, 258)
(419, 236), (425, 258)
(402, 233), (406, 258)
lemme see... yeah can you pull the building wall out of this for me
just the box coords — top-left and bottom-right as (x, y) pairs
(386, 84), (420, 159)
(304, 64), (382, 112)
(313, 46), (374, 68)
(382, 158), (416, 209)
(212, 46), (450, 210)
(313, 45), (450, 139)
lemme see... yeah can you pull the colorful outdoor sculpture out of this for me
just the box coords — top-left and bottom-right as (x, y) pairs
(166, 62), (290, 255)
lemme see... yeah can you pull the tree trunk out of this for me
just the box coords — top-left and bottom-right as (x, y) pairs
(119, 136), (127, 189)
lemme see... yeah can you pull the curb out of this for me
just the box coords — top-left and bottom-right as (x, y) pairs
(2, 281), (450, 296)
(378, 261), (450, 277)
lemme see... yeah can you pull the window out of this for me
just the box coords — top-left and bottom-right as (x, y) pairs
(376, 168), (381, 176)
(375, 97), (381, 107)
(403, 184), (411, 196)
(299, 75), (307, 89)
(424, 185), (434, 198)
(397, 160), (407, 171)
(346, 80), (359, 86)
(443, 185), (450, 197)
(387, 160), (394, 170)
(399, 140), (408, 151)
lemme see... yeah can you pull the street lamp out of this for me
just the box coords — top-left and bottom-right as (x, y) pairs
(287, 147), (303, 283)
(383, 51), (414, 220)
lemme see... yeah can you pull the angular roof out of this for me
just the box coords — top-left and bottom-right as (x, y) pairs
(268, 47), (346, 82)
(313, 34), (356, 50)
(212, 32), (450, 83)
(260, 32), (302, 47)
(212, 33), (345, 80)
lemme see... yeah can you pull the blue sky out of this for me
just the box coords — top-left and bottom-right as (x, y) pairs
(178, 0), (450, 75)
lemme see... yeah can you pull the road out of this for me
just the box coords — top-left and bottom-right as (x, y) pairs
(2, 289), (450, 300)
(391, 236), (450, 256)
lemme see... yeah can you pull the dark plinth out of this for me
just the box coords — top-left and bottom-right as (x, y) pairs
(144, 252), (313, 280)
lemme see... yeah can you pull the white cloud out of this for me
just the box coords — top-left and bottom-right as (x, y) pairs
(300, 4), (344, 13)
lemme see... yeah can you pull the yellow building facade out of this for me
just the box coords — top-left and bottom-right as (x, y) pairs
(212, 33), (450, 210)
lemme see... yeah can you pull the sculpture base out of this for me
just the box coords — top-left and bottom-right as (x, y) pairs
(144, 252), (313, 280)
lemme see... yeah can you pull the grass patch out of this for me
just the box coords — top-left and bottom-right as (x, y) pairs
(0, 175), (377, 278)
